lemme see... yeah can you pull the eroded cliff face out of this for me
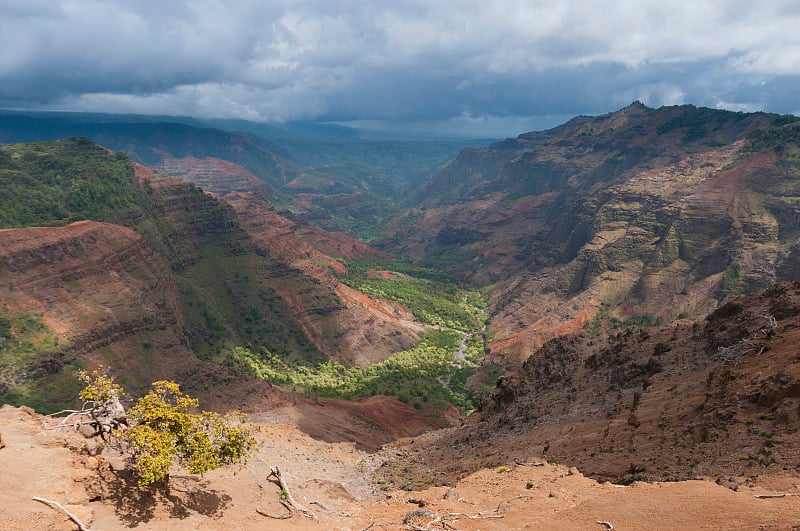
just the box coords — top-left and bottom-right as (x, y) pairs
(0, 219), (283, 410)
(382, 104), (800, 364)
(222, 192), (421, 366)
(153, 156), (273, 197)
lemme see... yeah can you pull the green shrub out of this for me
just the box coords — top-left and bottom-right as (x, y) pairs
(78, 371), (257, 486)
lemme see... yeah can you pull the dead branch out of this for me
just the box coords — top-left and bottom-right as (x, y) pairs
(753, 493), (800, 499)
(402, 508), (505, 530)
(266, 466), (315, 519)
(495, 493), (532, 512)
(445, 511), (505, 520)
(716, 338), (766, 363)
(255, 507), (292, 519)
(43, 396), (128, 440)
(32, 496), (91, 531)
(514, 460), (546, 466)
(404, 508), (437, 530)
(43, 409), (93, 430)
(597, 520), (614, 530)
(757, 314), (778, 336)
(309, 499), (352, 517)
(360, 522), (394, 531)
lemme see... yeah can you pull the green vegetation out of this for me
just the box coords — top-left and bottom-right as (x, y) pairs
(176, 251), (320, 365)
(618, 313), (661, 331)
(0, 138), (146, 228)
(584, 304), (663, 336)
(78, 369), (257, 486)
(656, 106), (747, 144)
(337, 258), (487, 332)
(584, 303), (612, 338)
(225, 330), (479, 413)
(718, 262), (743, 298)
(0, 312), (80, 412)
(745, 121), (800, 154)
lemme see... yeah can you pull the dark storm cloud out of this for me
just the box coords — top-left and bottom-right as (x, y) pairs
(1, 1), (798, 134)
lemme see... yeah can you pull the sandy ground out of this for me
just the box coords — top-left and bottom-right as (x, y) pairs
(2, 404), (800, 530)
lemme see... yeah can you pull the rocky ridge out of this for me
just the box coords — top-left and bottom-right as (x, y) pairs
(382, 104), (800, 363)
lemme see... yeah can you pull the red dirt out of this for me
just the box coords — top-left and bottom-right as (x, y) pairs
(3, 405), (800, 530)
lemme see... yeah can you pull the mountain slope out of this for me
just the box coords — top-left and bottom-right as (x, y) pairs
(379, 280), (800, 488)
(0, 219), (283, 411)
(221, 191), (421, 365)
(0, 139), (430, 410)
(382, 104), (800, 362)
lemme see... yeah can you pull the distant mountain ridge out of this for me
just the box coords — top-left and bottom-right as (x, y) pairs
(0, 109), (487, 239)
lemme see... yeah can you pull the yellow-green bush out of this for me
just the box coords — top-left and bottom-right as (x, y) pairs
(79, 372), (257, 486)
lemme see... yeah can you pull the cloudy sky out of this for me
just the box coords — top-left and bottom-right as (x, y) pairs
(1, 0), (799, 136)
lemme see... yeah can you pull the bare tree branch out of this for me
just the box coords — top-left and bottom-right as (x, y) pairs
(361, 523), (394, 531)
(255, 507), (292, 519)
(310, 499), (352, 517)
(32, 496), (91, 531)
(266, 466), (315, 519)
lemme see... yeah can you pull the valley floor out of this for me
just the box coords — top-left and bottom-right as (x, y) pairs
(2, 405), (799, 530)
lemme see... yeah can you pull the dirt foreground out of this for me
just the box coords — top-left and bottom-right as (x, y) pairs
(2, 404), (800, 531)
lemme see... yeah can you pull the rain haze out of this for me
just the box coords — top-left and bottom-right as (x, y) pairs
(1, 0), (799, 137)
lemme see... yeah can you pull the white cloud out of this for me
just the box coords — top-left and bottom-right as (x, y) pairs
(0, 0), (798, 131)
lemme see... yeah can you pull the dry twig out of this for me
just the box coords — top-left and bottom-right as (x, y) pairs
(310, 499), (352, 517)
(266, 466), (315, 519)
(753, 493), (800, 499)
(360, 522), (393, 531)
(32, 496), (91, 531)
(495, 493), (532, 512)
(514, 460), (546, 467)
(597, 520), (614, 530)
(255, 507), (292, 519)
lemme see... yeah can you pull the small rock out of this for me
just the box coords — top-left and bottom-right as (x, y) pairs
(443, 488), (460, 500)
(525, 481), (534, 490)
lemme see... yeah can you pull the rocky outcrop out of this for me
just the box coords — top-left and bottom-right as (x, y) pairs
(381, 281), (800, 487)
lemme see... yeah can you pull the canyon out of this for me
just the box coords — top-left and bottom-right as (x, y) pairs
(2, 104), (800, 528)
